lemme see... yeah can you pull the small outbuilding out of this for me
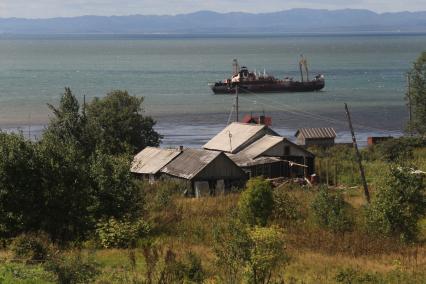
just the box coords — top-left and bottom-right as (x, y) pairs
(130, 147), (181, 183)
(295, 127), (336, 147)
(160, 148), (247, 197)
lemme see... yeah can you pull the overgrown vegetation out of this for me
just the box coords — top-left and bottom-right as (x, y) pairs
(1, 85), (426, 282)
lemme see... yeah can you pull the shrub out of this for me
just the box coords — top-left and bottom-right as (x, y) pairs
(182, 252), (205, 283)
(95, 217), (151, 248)
(366, 166), (426, 242)
(212, 216), (251, 283)
(10, 233), (54, 263)
(245, 226), (288, 284)
(45, 251), (100, 284)
(272, 188), (302, 224)
(311, 188), (354, 233)
(238, 177), (274, 226)
(335, 268), (380, 284)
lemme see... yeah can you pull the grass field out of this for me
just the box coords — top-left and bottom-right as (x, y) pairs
(1, 143), (426, 283)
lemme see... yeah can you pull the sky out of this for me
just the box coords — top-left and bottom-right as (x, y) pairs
(0, 0), (425, 19)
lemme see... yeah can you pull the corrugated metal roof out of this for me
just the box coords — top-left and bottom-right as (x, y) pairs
(203, 122), (267, 154)
(295, 128), (336, 139)
(237, 135), (284, 159)
(227, 135), (284, 166)
(161, 148), (221, 180)
(131, 147), (181, 174)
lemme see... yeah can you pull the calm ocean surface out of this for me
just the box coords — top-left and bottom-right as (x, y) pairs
(1, 34), (425, 146)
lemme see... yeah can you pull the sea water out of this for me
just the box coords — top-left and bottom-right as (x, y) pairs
(1, 34), (425, 146)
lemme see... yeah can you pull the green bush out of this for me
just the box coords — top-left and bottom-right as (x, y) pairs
(10, 233), (54, 263)
(182, 252), (205, 283)
(366, 166), (426, 242)
(238, 177), (274, 226)
(311, 188), (354, 233)
(272, 188), (302, 224)
(335, 268), (380, 284)
(95, 217), (151, 248)
(244, 226), (287, 284)
(45, 251), (100, 284)
(213, 215), (251, 284)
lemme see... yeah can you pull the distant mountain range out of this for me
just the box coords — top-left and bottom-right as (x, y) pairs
(1, 9), (426, 34)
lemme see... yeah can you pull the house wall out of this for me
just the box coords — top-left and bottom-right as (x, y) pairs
(264, 140), (312, 157)
(305, 138), (335, 147)
(196, 154), (248, 181)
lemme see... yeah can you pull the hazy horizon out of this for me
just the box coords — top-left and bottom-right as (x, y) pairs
(1, 1), (426, 19)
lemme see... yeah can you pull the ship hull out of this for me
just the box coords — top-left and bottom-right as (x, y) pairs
(210, 80), (325, 94)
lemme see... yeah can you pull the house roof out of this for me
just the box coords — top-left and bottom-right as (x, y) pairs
(237, 135), (284, 159)
(295, 128), (336, 139)
(161, 148), (222, 180)
(203, 122), (270, 154)
(131, 147), (181, 175)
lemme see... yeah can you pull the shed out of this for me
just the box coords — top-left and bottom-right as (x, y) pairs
(131, 147), (181, 183)
(160, 148), (247, 196)
(203, 122), (278, 154)
(295, 128), (336, 147)
(228, 135), (315, 177)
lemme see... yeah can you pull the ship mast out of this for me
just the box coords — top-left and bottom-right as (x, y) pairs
(299, 55), (309, 82)
(232, 59), (240, 76)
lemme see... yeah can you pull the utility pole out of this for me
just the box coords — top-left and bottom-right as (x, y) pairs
(345, 103), (370, 203)
(235, 84), (239, 122)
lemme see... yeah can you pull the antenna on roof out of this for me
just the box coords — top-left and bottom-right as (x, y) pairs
(227, 131), (233, 152)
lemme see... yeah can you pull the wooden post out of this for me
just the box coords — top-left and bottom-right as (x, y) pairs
(345, 103), (370, 203)
(326, 158), (329, 185)
(334, 162), (338, 186)
(235, 84), (239, 122)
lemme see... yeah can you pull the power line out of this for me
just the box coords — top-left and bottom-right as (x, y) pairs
(237, 86), (396, 134)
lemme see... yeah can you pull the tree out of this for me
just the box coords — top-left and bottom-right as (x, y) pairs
(406, 51), (426, 135)
(245, 226), (287, 284)
(366, 166), (426, 242)
(311, 188), (354, 233)
(0, 133), (43, 238)
(212, 216), (251, 283)
(238, 178), (274, 227)
(86, 90), (161, 155)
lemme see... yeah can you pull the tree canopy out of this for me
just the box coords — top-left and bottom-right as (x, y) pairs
(407, 51), (426, 135)
(0, 88), (159, 242)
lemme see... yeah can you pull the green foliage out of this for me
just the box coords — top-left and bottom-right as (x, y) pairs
(182, 252), (205, 283)
(0, 262), (55, 283)
(238, 178), (274, 227)
(272, 188), (302, 224)
(212, 216), (251, 283)
(0, 132), (43, 238)
(373, 137), (426, 163)
(45, 252), (100, 284)
(95, 217), (151, 249)
(10, 233), (54, 263)
(366, 166), (426, 242)
(89, 151), (143, 219)
(335, 268), (381, 284)
(0, 88), (159, 243)
(406, 51), (426, 135)
(86, 90), (161, 155)
(36, 133), (93, 242)
(311, 188), (354, 233)
(245, 226), (287, 284)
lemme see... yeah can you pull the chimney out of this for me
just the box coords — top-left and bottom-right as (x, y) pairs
(259, 115), (265, 125)
(178, 145), (184, 152)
